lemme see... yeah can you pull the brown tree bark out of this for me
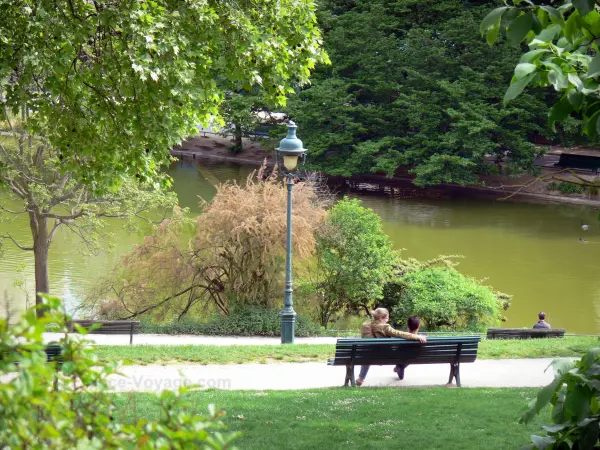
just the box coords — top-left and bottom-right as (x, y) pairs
(29, 209), (50, 318)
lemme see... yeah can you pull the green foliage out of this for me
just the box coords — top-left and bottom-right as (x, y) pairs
(0, 295), (239, 449)
(286, 0), (552, 185)
(305, 197), (397, 326)
(519, 347), (600, 450)
(0, 0), (328, 189)
(547, 181), (586, 194)
(481, 0), (600, 140)
(390, 267), (509, 331)
(142, 307), (320, 337)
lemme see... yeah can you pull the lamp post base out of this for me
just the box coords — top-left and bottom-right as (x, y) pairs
(280, 308), (296, 344)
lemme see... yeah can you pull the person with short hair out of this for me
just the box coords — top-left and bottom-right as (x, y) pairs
(356, 308), (426, 387)
(393, 316), (422, 380)
(533, 312), (552, 329)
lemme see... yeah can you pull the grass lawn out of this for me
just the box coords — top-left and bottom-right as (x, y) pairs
(112, 388), (545, 449)
(93, 336), (599, 365)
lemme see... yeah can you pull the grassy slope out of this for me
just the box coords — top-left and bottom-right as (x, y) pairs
(113, 388), (545, 449)
(94, 336), (599, 365)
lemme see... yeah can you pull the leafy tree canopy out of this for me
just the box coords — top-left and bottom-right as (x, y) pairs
(0, 0), (328, 190)
(306, 197), (397, 326)
(482, 0), (600, 139)
(286, 0), (557, 185)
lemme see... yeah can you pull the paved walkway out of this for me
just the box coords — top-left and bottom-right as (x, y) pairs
(106, 358), (565, 392)
(43, 333), (339, 346)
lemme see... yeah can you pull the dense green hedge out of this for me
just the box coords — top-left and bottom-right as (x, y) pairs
(141, 307), (321, 337)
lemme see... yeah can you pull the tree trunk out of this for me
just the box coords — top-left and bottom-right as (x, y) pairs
(234, 123), (243, 149)
(29, 210), (49, 317)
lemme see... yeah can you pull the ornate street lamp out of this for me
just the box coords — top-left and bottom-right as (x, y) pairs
(275, 121), (307, 344)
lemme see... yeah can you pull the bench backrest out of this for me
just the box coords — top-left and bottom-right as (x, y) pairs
(556, 153), (600, 170)
(486, 328), (566, 339)
(68, 320), (141, 335)
(330, 336), (480, 366)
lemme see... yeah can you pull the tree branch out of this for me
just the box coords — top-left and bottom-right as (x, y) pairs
(0, 233), (34, 251)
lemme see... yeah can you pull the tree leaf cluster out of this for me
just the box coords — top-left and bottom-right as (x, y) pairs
(286, 0), (554, 185)
(0, 0), (328, 189)
(520, 347), (600, 450)
(302, 197), (398, 326)
(0, 295), (240, 449)
(481, 0), (600, 139)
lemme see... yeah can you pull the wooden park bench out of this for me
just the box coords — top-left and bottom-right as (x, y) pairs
(68, 320), (141, 345)
(486, 328), (566, 339)
(327, 336), (481, 387)
(555, 153), (600, 174)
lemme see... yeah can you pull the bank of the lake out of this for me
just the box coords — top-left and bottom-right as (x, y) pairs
(1, 156), (599, 332)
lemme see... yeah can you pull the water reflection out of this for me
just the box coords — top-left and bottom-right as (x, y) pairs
(0, 159), (598, 332)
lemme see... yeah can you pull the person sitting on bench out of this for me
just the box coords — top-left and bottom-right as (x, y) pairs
(394, 316), (422, 380)
(356, 308), (426, 387)
(533, 312), (551, 329)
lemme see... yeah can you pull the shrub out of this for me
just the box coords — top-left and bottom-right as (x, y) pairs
(304, 197), (397, 327)
(520, 347), (600, 449)
(547, 181), (586, 194)
(390, 267), (509, 331)
(0, 295), (239, 449)
(142, 307), (321, 337)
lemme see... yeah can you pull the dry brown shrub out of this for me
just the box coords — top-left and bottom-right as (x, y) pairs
(82, 165), (327, 321)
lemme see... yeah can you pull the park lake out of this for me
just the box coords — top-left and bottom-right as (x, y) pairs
(1, 158), (598, 333)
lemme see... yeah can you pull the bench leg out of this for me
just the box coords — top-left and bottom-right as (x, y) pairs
(344, 365), (357, 387)
(447, 363), (461, 387)
(344, 365), (352, 387)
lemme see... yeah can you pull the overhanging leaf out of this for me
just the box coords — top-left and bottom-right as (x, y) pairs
(487, 23), (501, 46)
(515, 63), (538, 79)
(573, 0), (596, 17)
(481, 7), (508, 35)
(508, 12), (535, 45)
(531, 434), (556, 450)
(578, 420), (599, 450)
(588, 55), (600, 78)
(540, 5), (564, 25)
(504, 72), (536, 104)
(549, 95), (575, 130)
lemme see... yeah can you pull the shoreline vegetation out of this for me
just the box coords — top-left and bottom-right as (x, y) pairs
(92, 336), (599, 365)
(171, 134), (600, 207)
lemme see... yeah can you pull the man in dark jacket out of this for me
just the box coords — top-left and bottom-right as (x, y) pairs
(533, 312), (552, 329)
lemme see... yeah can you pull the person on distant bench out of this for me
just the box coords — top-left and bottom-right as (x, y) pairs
(356, 308), (426, 387)
(394, 316), (422, 380)
(533, 312), (552, 329)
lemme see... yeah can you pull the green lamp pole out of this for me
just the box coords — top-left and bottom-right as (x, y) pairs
(276, 121), (307, 344)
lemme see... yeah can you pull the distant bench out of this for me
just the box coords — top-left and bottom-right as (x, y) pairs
(68, 320), (141, 345)
(486, 328), (566, 339)
(555, 153), (600, 174)
(1, 343), (63, 366)
(327, 336), (481, 387)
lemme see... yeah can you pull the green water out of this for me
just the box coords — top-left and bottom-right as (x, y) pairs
(1, 159), (599, 333)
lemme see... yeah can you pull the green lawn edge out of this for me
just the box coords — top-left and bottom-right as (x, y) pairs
(93, 336), (599, 365)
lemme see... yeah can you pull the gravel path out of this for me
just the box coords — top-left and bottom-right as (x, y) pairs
(43, 333), (339, 346)
(106, 358), (565, 392)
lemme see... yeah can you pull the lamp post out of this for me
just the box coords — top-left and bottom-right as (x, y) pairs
(276, 121), (307, 344)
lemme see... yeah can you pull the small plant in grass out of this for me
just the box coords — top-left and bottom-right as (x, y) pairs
(0, 295), (239, 449)
(520, 347), (600, 449)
